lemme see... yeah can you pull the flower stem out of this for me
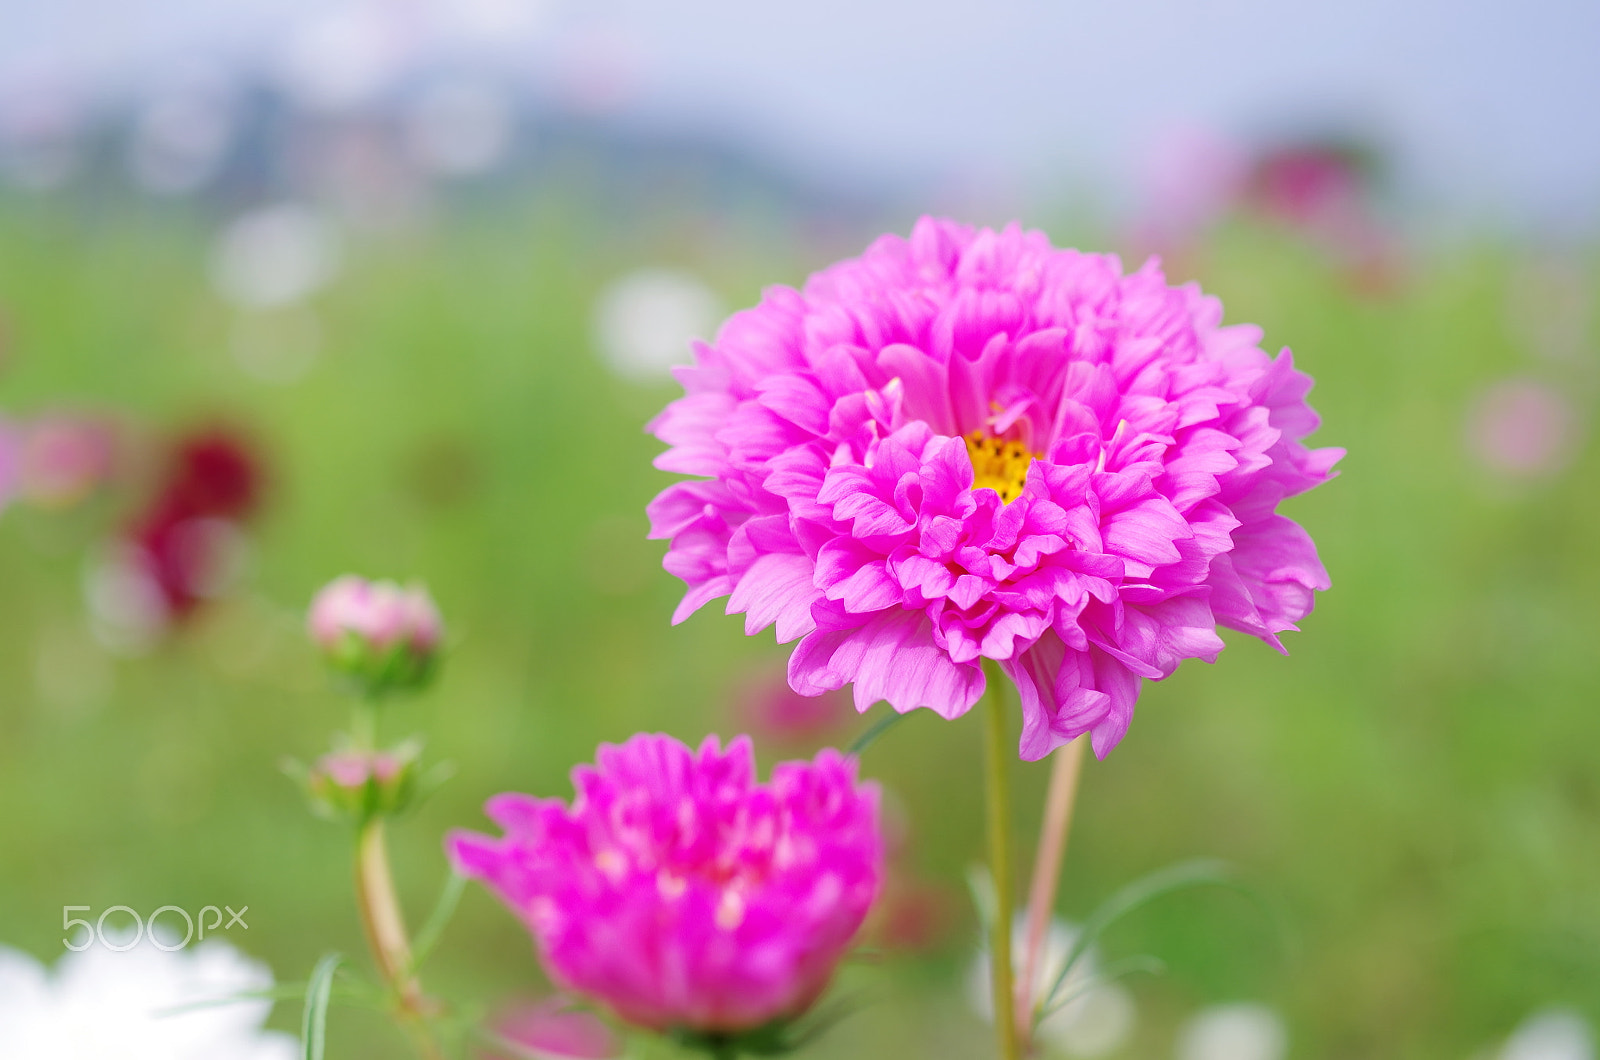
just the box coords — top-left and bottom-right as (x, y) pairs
(981, 668), (1020, 1060)
(1015, 735), (1088, 1047)
(355, 819), (441, 1059)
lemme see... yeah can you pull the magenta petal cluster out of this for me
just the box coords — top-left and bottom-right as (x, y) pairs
(448, 734), (882, 1033)
(647, 217), (1342, 759)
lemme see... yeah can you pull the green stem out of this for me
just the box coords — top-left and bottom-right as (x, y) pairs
(981, 665), (1020, 1060)
(355, 820), (442, 1059)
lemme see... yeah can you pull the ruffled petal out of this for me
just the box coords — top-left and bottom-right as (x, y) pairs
(788, 607), (985, 718)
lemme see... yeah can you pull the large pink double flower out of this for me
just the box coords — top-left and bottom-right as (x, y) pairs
(648, 217), (1341, 759)
(449, 735), (881, 1033)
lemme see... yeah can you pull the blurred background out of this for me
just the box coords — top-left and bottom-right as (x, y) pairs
(0, 0), (1597, 1057)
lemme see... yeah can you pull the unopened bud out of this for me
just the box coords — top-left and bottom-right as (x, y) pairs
(308, 575), (442, 697)
(304, 742), (421, 822)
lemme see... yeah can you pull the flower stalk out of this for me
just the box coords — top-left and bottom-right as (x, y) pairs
(355, 818), (442, 1059)
(980, 667), (1020, 1060)
(1016, 735), (1087, 1046)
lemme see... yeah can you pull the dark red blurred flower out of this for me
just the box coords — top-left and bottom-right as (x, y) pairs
(125, 427), (263, 621)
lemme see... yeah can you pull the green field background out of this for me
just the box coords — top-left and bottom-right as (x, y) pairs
(0, 194), (1595, 1058)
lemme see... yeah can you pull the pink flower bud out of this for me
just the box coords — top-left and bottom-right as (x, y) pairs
(304, 742), (420, 821)
(307, 575), (442, 696)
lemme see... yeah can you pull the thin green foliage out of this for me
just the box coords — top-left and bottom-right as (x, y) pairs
(1038, 859), (1262, 1018)
(409, 869), (469, 973)
(301, 952), (344, 1060)
(1037, 955), (1165, 1019)
(846, 708), (911, 757)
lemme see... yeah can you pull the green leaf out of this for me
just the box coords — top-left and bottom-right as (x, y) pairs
(1037, 955), (1165, 1019)
(397, 759), (458, 820)
(301, 952), (343, 1060)
(409, 869), (469, 973)
(846, 709), (911, 757)
(1039, 859), (1258, 1016)
(156, 979), (383, 1019)
(153, 983), (311, 1018)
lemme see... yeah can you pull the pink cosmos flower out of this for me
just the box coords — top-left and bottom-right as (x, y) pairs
(1465, 377), (1580, 480)
(647, 217), (1341, 759)
(448, 734), (882, 1034)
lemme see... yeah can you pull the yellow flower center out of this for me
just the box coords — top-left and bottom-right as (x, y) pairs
(964, 431), (1037, 504)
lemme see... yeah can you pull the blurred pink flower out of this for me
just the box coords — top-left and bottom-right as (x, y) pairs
(647, 217), (1341, 759)
(449, 734), (883, 1034)
(734, 670), (851, 745)
(1132, 126), (1247, 251)
(1466, 378), (1582, 479)
(308, 575), (443, 696)
(315, 747), (406, 788)
(309, 575), (443, 653)
(1242, 139), (1403, 293)
(304, 742), (420, 820)
(1246, 143), (1371, 229)
(18, 413), (117, 509)
(483, 997), (623, 1060)
(0, 419), (19, 514)
(865, 870), (957, 955)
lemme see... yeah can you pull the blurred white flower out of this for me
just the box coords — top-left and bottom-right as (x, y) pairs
(211, 204), (341, 310)
(968, 916), (1137, 1058)
(593, 268), (722, 383)
(128, 90), (235, 196)
(1465, 377), (1582, 480)
(1175, 1002), (1287, 1060)
(84, 542), (170, 654)
(0, 936), (295, 1059)
(1501, 1009), (1595, 1060)
(404, 79), (517, 178)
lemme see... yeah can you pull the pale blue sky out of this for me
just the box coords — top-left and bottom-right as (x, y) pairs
(3, 0), (1597, 226)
